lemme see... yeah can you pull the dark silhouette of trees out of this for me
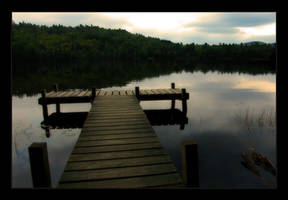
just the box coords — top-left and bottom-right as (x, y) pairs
(12, 22), (276, 67)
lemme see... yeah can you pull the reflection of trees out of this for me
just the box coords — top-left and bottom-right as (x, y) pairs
(12, 60), (275, 97)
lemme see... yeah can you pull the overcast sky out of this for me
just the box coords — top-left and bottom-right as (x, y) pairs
(12, 12), (276, 45)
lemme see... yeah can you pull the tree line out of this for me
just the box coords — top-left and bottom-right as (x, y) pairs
(12, 22), (276, 68)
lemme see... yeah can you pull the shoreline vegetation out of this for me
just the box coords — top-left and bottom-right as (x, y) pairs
(12, 22), (276, 97)
(12, 22), (275, 65)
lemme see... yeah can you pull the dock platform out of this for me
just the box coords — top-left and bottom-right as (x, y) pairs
(38, 84), (189, 188)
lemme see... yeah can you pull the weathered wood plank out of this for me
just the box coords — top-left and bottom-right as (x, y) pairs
(76, 90), (88, 97)
(78, 132), (156, 141)
(81, 128), (154, 136)
(84, 117), (149, 124)
(98, 90), (106, 96)
(82, 121), (150, 129)
(75, 137), (159, 148)
(72, 142), (162, 154)
(45, 91), (57, 97)
(119, 90), (126, 96)
(64, 155), (171, 171)
(58, 173), (182, 188)
(126, 90), (134, 95)
(60, 163), (177, 183)
(105, 91), (112, 96)
(62, 90), (77, 97)
(140, 90), (148, 95)
(68, 148), (167, 162)
(112, 91), (119, 96)
(55, 91), (68, 97)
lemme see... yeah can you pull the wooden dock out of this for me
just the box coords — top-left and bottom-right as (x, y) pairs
(38, 84), (189, 188)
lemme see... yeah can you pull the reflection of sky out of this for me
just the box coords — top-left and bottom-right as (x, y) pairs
(12, 71), (276, 188)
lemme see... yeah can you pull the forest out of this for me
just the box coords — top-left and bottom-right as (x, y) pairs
(11, 22), (276, 96)
(12, 22), (276, 68)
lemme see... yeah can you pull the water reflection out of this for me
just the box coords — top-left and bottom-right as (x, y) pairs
(12, 70), (276, 188)
(41, 108), (189, 137)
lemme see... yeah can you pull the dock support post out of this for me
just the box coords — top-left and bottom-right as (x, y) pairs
(182, 141), (199, 187)
(28, 142), (51, 188)
(92, 88), (96, 102)
(135, 86), (139, 99)
(181, 88), (187, 114)
(41, 89), (48, 122)
(53, 84), (60, 113)
(171, 83), (175, 110)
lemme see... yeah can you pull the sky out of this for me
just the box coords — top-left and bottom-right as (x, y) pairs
(12, 12), (276, 45)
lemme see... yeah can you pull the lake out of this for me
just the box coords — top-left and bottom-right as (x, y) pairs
(12, 68), (276, 188)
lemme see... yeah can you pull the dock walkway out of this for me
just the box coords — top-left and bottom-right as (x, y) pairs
(57, 95), (184, 188)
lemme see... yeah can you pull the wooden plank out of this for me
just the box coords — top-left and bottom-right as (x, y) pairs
(64, 155), (172, 171)
(112, 91), (119, 96)
(59, 163), (177, 183)
(105, 91), (112, 96)
(70, 90), (82, 97)
(84, 117), (149, 124)
(58, 173), (182, 188)
(95, 90), (100, 96)
(119, 90), (126, 96)
(126, 90), (133, 95)
(55, 91), (68, 97)
(61, 90), (76, 97)
(98, 90), (106, 96)
(163, 89), (175, 94)
(68, 148), (167, 162)
(81, 124), (151, 132)
(45, 91), (56, 97)
(140, 90), (148, 95)
(72, 142), (162, 154)
(81, 128), (154, 136)
(77, 90), (88, 97)
(75, 137), (159, 148)
(78, 132), (156, 141)
(85, 90), (92, 96)
(86, 115), (147, 122)
(83, 121), (150, 129)
(145, 90), (154, 95)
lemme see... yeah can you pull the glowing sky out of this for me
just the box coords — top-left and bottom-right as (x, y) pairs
(12, 12), (276, 44)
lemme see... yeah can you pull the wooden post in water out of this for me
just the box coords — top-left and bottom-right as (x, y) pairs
(135, 86), (139, 99)
(92, 88), (96, 101)
(181, 88), (187, 114)
(41, 89), (48, 122)
(28, 142), (51, 188)
(171, 83), (175, 110)
(182, 141), (199, 187)
(53, 84), (60, 113)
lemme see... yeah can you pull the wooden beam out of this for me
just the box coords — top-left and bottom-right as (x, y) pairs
(41, 89), (48, 121)
(53, 84), (60, 113)
(135, 86), (139, 99)
(171, 83), (175, 109)
(28, 142), (51, 188)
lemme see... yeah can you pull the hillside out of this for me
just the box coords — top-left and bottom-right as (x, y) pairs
(12, 22), (276, 66)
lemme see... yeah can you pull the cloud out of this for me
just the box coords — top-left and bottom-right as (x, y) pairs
(12, 12), (276, 44)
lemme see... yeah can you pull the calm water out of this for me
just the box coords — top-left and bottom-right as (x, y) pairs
(12, 70), (276, 188)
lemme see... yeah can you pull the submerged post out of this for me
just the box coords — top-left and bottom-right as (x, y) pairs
(53, 84), (60, 113)
(135, 86), (139, 99)
(28, 142), (51, 188)
(171, 83), (175, 109)
(41, 89), (48, 122)
(182, 141), (199, 187)
(181, 88), (187, 114)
